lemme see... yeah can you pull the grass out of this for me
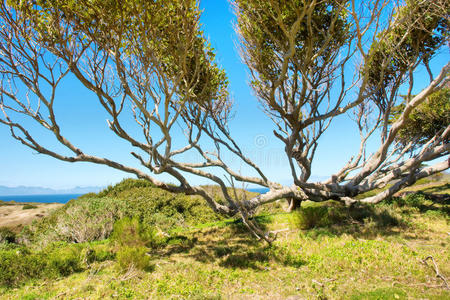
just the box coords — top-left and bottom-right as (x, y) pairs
(1, 199), (449, 299)
(0, 177), (448, 299)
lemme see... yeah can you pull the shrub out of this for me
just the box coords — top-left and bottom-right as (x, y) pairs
(93, 178), (155, 198)
(404, 192), (428, 207)
(288, 202), (403, 231)
(424, 209), (448, 220)
(111, 217), (164, 249)
(20, 178), (223, 246)
(92, 244), (115, 262)
(0, 245), (83, 287)
(45, 246), (83, 277)
(0, 227), (16, 244)
(0, 248), (45, 286)
(290, 206), (332, 229)
(54, 197), (126, 243)
(22, 204), (38, 210)
(115, 246), (153, 272)
(113, 185), (222, 231)
(20, 197), (126, 245)
(0, 242), (100, 287)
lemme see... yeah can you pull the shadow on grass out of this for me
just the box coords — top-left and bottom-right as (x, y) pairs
(218, 250), (269, 269)
(154, 203), (405, 268)
(152, 216), (274, 269)
(387, 191), (449, 216)
(413, 183), (450, 195)
(154, 192), (448, 269)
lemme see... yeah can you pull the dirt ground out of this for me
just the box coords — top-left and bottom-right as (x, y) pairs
(0, 203), (63, 232)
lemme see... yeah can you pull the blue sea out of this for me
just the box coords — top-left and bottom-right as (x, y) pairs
(0, 194), (82, 204)
(248, 188), (270, 194)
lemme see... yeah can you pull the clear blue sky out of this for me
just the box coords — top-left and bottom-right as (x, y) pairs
(0, 0), (447, 189)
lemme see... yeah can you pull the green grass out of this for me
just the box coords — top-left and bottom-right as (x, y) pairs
(0, 178), (448, 299)
(2, 200), (449, 299)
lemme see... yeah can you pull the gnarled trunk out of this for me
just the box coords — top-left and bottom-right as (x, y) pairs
(287, 197), (302, 212)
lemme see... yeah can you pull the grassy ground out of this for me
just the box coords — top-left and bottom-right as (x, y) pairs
(0, 179), (448, 299)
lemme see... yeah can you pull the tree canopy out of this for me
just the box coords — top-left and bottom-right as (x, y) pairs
(0, 0), (449, 241)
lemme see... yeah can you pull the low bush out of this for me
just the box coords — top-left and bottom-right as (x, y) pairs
(22, 204), (38, 210)
(94, 178), (155, 198)
(91, 243), (115, 262)
(0, 248), (45, 286)
(0, 241), (117, 287)
(116, 246), (153, 273)
(111, 217), (164, 249)
(20, 179), (223, 246)
(0, 227), (16, 244)
(108, 184), (223, 231)
(292, 206), (330, 229)
(0, 245), (80, 287)
(45, 246), (83, 277)
(20, 197), (126, 245)
(289, 202), (402, 230)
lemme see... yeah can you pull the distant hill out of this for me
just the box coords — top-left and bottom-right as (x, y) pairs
(0, 185), (103, 196)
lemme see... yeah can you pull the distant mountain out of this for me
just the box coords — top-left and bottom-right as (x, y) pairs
(0, 185), (103, 196)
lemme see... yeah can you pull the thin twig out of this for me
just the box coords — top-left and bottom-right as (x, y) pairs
(422, 256), (449, 290)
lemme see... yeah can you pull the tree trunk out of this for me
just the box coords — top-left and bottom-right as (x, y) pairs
(287, 197), (301, 212)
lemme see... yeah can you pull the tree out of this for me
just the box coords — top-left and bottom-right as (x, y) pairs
(390, 87), (450, 150)
(0, 0), (448, 241)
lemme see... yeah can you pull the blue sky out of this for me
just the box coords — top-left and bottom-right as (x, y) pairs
(0, 0), (447, 189)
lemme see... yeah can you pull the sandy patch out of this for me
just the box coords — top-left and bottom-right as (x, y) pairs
(0, 203), (63, 232)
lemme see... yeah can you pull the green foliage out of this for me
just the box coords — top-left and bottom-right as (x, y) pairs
(115, 246), (154, 273)
(19, 179), (223, 246)
(0, 243), (81, 287)
(96, 179), (223, 231)
(290, 206), (332, 229)
(0, 248), (45, 287)
(111, 217), (164, 249)
(390, 88), (450, 147)
(110, 218), (163, 272)
(22, 204), (38, 210)
(365, 0), (448, 109)
(91, 244), (115, 262)
(45, 245), (84, 277)
(94, 178), (155, 198)
(0, 240), (117, 287)
(0, 227), (16, 244)
(235, 0), (350, 118)
(8, 0), (228, 107)
(289, 202), (402, 230)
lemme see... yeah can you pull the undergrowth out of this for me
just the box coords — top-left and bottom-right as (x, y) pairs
(0, 178), (448, 298)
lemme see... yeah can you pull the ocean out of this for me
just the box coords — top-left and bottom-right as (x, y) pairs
(0, 194), (82, 204)
(248, 188), (270, 194)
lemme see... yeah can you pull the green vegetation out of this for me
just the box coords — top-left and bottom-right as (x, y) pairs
(22, 204), (38, 210)
(0, 227), (16, 244)
(0, 178), (449, 298)
(390, 88), (450, 148)
(20, 179), (223, 245)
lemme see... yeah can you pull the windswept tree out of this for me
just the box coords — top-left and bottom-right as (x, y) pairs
(0, 0), (448, 241)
